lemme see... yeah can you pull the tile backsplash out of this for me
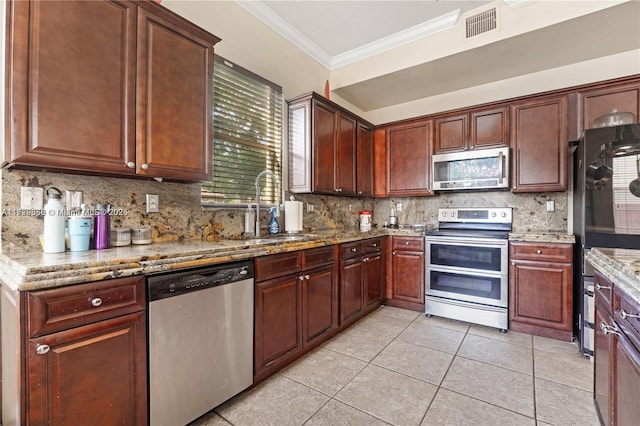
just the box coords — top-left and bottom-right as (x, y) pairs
(1, 168), (568, 254)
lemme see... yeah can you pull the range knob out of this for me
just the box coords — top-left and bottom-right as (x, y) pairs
(449, 212), (455, 218)
(501, 212), (507, 217)
(491, 212), (497, 217)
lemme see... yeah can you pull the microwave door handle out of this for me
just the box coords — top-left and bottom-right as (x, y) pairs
(498, 151), (504, 184)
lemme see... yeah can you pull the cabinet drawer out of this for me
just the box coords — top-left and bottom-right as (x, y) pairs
(392, 236), (424, 251)
(341, 241), (364, 260)
(302, 245), (335, 270)
(509, 242), (572, 262)
(615, 287), (640, 348)
(594, 269), (614, 315)
(255, 251), (301, 282)
(27, 276), (145, 338)
(364, 238), (383, 253)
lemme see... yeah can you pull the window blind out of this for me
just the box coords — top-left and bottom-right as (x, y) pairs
(612, 155), (640, 233)
(202, 56), (283, 206)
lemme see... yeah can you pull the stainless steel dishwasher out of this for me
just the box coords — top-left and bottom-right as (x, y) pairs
(147, 260), (254, 426)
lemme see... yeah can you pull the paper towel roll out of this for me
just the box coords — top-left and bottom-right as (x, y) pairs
(284, 201), (303, 233)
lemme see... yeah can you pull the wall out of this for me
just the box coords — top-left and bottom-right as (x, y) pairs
(0, 0), (574, 254)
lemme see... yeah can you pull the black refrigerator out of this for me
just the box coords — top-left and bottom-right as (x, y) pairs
(573, 123), (640, 356)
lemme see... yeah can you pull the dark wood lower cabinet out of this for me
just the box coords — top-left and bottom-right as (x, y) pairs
(509, 242), (573, 341)
(593, 268), (640, 426)
(253, 246), (338, 383)
(27, 312), (147, 425)
(387, 236), (425, 312)
(339, 238), (385, 326)
(254, 274), (303, 376)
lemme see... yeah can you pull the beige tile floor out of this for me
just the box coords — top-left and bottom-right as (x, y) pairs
(191, 306), (600, 426)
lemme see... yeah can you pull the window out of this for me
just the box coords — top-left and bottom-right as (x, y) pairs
(202, 56), (283, 207)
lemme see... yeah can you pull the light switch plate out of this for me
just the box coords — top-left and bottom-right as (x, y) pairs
(21, 187), (44, 210)
(66, 190), (84, 210)
(146, 194), (159, 213)
(396, 202), (403, 212)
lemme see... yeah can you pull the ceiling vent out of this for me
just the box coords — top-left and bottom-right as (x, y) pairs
(465, 7), (498, 39)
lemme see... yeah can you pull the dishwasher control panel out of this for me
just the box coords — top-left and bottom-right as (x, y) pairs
(147, 260), (254, 301)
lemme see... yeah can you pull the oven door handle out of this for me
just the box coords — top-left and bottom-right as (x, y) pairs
(424, 236), (508, 247)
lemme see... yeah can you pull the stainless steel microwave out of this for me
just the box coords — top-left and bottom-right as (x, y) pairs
(431, 147), (509, 191)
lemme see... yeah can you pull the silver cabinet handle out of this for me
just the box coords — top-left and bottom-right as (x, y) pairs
(304, 275), (310, 280)
(596, 283), (611, 291)
(36, 344), (50, 355)
(141, 163), (149, 171)
(334, 188), (342, 193)
(91, 297), (103, 307)
(536, 249), (542, 255)
(126, 161), (135, 169)
(392, 251), (397, 256)
(600, 322), (621, 336)
(371, 243), (378, 248)
(351, 247), (357, 252)
(298, 276), (305, 281)
(621, 309), (640, 320)
(405, 241), (410, 245)
(363, 257), (369, 263)
(358, 191), (363, 195)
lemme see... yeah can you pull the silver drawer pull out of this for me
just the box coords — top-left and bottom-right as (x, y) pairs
(600, 322), (621, 336)
(36, 344), (50, 355)
(405, 242), (410, 245)
(371, 243), (378, 248)
(351, 247), (357, 252)
(91, 297), (103, 307)
(621, 309), (640, 320)
(596, 284), (611, 291)
(536, 249), (542, 255)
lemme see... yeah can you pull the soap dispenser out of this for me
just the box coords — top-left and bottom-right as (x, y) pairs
(268, 207), (280, 235)
(244, 203), (255, 236)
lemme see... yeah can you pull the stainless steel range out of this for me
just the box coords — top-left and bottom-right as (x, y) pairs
(425, 207), (512, 331)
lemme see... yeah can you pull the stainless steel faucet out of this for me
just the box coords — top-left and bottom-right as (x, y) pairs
(255, 170), (281, 236)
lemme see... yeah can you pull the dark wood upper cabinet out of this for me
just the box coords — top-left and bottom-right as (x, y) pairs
(578, 82), (640, 134)
(382, 119), (433, 196)
(356, 124), (374, 196)
(434, 106), (508, 154)
(4, 0), (219, 181)
(510, 95), (568, 192)
(287, 92), (373, 196)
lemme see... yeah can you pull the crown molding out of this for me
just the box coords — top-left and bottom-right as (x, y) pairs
(331, 9), (460, 69)
(236, 1), (460, 70)
(235, 0), (333, 68)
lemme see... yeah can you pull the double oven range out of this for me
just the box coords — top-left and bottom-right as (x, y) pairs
(425, 208), (512, 331)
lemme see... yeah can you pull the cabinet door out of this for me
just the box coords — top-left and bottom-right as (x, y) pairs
(594, 300), (613, 426)
(509, 260), (573, 340)
(313, 101), (338, 194)
(357, 124), (374, 196)
(6, 0), (137, 174)
(386, 120), (433, 196)
(340, 259), (364, 324)
(303, 265), (337, 346)
(434, 114), (467, 153)
(471, 106), (508, 149)
(614, 332), (640, 426)
(335, 114), (357, 195)
(511, 96), (568, 192)
(391, 249), (425, 304)
(288, 100), (313, 193)
(136, 5), (216, 180)
(364, 253), (384, 307)
(581, 83), (640, 132)
(254, 274), (302, 374)
(27, 312), (147, 425)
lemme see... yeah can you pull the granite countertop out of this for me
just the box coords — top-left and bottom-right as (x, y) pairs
(586, 247), (640, 305)
(508, 233), (576, 244)
(1, 228), (420, 292)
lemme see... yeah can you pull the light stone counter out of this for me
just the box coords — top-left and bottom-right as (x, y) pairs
(586, 247), (640, 305)
(508, 233), (575, 244)
(1, 228), (418, 292)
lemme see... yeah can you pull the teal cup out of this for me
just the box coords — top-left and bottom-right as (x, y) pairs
(68, 216), (91, 252)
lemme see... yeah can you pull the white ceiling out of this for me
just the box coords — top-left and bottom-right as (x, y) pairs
(237, 0), (640, 112)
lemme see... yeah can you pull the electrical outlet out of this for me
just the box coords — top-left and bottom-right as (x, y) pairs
(306, 203), (314, 213)
(396, 202), (403, 212)
(66, 190), (84, 210)
(546, 200), (555, 212)
(146, 194), (160, 213)
(20, 187), (44, 210)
